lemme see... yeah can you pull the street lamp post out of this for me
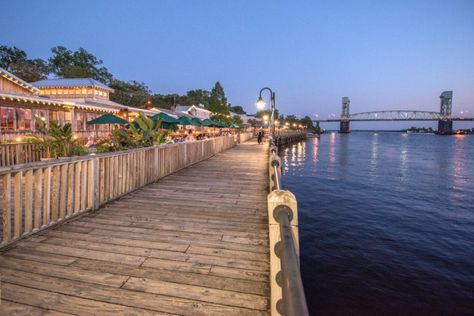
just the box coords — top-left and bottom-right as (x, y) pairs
(256, 87), (276, 138)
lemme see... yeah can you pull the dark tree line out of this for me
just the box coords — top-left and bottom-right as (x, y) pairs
(0, 45), (245, 114)
(1, 44), (311, 127)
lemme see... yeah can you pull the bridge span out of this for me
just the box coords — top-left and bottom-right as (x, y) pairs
(314, 91), (474, 134)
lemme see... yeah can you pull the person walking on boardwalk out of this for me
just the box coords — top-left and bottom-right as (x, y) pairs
(257, 129), (264, 144)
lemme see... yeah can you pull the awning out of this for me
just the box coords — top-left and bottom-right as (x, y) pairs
(190, 118), (203, 126)
(178, 116), (192, 126)
(202, 119), (221, 127)
(87, 114), (128, 125)
(151, 112), (180, 124)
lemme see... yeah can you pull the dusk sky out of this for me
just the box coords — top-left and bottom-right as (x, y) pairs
(2, 0), (473, 123)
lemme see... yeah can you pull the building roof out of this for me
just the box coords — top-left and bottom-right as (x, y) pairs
(0, 92), (71, 108)
(0, 67), (40, 94)
(32, 78), (114, 92)
(176, 105), (191, 112)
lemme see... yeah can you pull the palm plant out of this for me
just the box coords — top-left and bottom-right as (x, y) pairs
(134, 113), (166, 146)
(35, 115), (74, 157)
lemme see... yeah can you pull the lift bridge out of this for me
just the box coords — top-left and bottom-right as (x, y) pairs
(314, 91), (474, 134)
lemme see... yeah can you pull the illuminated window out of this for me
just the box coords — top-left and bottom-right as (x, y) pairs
(76, 112), (86, 131)
(82, 88), (87, 94)
(49, 111), (59, 123)
(0, 107), (15, 131)
(16, 109), (32, 130)
(51, 89), (57, 95)
(34, 110), (48, 129)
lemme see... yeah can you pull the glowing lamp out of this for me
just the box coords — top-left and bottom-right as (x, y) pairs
(256, 96), (266, 110)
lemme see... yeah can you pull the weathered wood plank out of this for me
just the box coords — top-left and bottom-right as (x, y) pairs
(0, 256), (129, 287)
(18, 242), (145, 267)
(1, 268), (263, 316)
(1, 282), (161, 316)
(122, 276), (269, 310)
(71, 258), (269, 296)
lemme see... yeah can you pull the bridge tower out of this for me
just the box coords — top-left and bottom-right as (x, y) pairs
(437, 91), (453, 135)
(339, 97), (351, 133)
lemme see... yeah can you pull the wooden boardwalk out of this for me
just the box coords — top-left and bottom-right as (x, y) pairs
(0, 140), (270, 316)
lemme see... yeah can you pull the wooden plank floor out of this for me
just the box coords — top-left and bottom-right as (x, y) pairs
(0, 140), (270, 316)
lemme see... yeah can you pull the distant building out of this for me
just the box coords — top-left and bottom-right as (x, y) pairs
(173, 104), (213, 120)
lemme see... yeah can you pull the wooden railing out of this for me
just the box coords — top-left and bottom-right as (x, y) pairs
(0, 135), (236, 248)
(238, 132), (254, 143)
(267, 139), (309, 316)
(0, 143), (45, 167)
(0, 130), (112, 142)
(273, 131), (306, 147)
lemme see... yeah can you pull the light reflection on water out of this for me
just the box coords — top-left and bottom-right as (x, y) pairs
(279, 132), (474, 315)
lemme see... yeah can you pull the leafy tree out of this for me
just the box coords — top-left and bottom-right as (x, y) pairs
(0, 45), (26, 69)
(230, 105), (246, 114)
(109, 79), (151, 108)
(0, 45), (50, 82)
(210, 113), (244, 127)
(301, 115), (314, 128)
(210, 113), (231, 125)
(185, 89), (210, 107)
(256, 109), (280, 120)
(247, 118), (259, 127)
(231, 115), (244, 126)
(48, 46), (112, 83)
(208, 81), (229, 114)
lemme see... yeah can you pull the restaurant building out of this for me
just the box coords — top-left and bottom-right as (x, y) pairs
(174, 104), (213, 120)
(0, 67), (155, 141)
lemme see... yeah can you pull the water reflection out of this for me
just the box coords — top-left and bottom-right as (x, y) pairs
(328, 132), (336, 175)
(451, 135), (468, 201)
(339, 135), (349, 171)
(369, 133), (379, 182)
(399, 136), (408, 186)
(282, 147), (290, 173)
(311, 137), (319, 165)
(291, 145), (297, 166)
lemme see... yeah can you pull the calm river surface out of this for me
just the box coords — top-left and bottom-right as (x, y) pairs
(279, 132), (473, 315)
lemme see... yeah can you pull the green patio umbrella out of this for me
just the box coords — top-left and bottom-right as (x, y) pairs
(151, 112), (179, 124)
(162, 122), (178, 130)
(202, 119), (219, 127)
(216, 121), (227, 128)
(190, 118), (203, 126)
(178, 116), (192, 126)
(86, 113), (128, 125)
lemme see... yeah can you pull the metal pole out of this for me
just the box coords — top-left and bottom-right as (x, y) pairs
(258, 87), (277, 139)
(271, 91), (276, 139)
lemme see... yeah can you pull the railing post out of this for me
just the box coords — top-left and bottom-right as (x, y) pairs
(267, 190), (300, 315)
(91, 157), (100, 210)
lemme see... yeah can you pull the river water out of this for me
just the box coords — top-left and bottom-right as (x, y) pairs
(279, 132), (473, 315)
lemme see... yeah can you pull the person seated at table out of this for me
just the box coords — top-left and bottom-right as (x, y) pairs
(185, 130), (196, 142)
